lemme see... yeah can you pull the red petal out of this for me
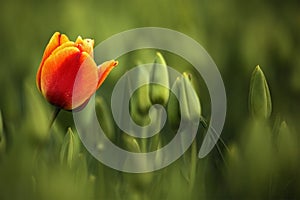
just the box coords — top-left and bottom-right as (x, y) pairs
(72, 52), (99, 109)
(97, 60), (118, 88)
(36, 32), (69, 91)
(41, 47), (98, 110)
(42, 32), (69, 64)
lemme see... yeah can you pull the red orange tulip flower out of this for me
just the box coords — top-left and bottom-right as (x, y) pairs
(36, 32), (118, 110)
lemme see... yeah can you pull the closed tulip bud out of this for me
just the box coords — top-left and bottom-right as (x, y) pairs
(36, 32), (118, 110)
(277, 121), (298, 169)
(180, 73), (201, 122)
(129, 66), (152, 127)
(149, 52), (169, 106)
(167, 73), (201, 130)
(226, 144), (240, 169)
(121, 133), (141, 153)
(130, 66), (152, 116)
(60, 127), (80, 167)
(249, 65), (272, 119)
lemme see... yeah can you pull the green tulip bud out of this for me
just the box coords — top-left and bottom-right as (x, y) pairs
(121, 133), (141, 153)
(60, 127), (80, 167)
(130, 66), (152, 116)
(167, 73), (201, 130)
(181, 73), (201, 122)
(129, 66), (152, 127)
(249, 65), (272, 119)
(277, 121), (298, 169)
(149, 52), (170, 106)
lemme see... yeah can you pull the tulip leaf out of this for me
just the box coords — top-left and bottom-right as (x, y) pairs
(95, 96), (116, 142)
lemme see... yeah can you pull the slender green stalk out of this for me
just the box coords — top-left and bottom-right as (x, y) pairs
(49, 107), (61, 130)
(189, 140), (197, 192)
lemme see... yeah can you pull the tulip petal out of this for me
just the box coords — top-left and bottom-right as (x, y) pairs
(41, 47), (98, 110)
(36, 32), (69, 91)
(75, 36), (94, 56)
(97, 60), (118, 88)
(41, 32), (69, 66)
(73, 52), (99, 109)
(36, 32), (117, 111)
(50, 41), (76, 57)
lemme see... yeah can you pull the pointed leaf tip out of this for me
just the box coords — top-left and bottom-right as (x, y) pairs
(249, 65), (272, 119)
(60, 127), (80, 167)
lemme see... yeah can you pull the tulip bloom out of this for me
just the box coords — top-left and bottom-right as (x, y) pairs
(36, 32), (118, 110)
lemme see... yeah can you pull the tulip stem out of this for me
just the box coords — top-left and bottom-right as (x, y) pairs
(200, 115), (229, 166)
(49, 107), (61, 129)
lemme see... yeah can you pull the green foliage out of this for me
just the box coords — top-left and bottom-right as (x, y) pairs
(0, 0), (299, 199)
(1, 51), (300, 199)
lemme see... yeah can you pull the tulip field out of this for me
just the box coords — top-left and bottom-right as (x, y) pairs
(0, 0), (299, 199)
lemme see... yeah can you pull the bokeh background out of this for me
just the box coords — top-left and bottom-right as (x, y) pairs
(0, 0), (299, 199)
(1, 0), (300, 135)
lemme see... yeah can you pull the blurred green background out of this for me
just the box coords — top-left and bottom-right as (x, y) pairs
(0, 0), (299, 199)
(1, 0), (300, 136)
